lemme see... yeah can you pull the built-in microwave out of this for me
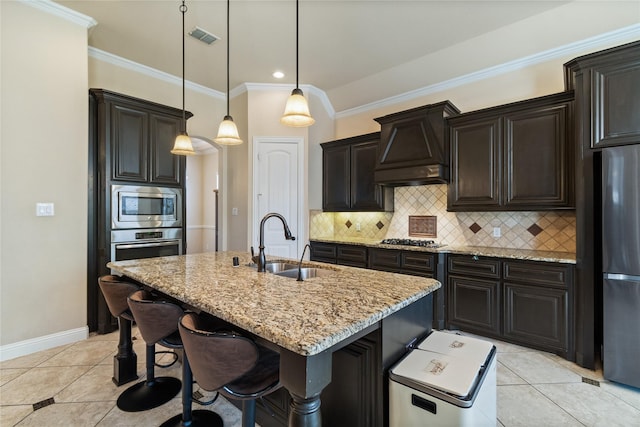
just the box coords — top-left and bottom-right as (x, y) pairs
(111, 185), (182, 229)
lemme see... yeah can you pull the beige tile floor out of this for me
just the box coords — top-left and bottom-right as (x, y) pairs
(1, 328), (640, 426)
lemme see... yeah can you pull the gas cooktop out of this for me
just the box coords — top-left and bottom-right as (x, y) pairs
(380, 238), (446, 248)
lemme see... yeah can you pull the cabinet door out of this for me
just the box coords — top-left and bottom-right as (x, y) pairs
(503, 282), (568, 353)
(504, 102), (572, 208)
(590, 60), (640, 148)
(111, 104), (148, 182)
(351, 141), (385, 211)
(150, 113), (182, 185)
(448, 117), (502, 210)
(447, 275), (501, 336)
(322, 144), (351, 211)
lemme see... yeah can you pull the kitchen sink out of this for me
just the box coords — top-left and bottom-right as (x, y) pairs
(275, 267), (334, 280)
(263, 262), (298, 273)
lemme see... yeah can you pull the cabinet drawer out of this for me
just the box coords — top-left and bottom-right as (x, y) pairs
(504, 261), (571, 288)
(310, 242), (337, 264)
(448, 255), (501, 279)
(337, 245), (368, 268)
(401, 252), (435, 275)
(368, 248), (401, 272)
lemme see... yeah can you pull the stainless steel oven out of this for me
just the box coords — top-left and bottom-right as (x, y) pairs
(111, 228), (183, 263)
(111, 185), (182, 230)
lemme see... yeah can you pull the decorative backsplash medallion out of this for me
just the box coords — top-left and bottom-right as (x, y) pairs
(310, 184), (576, 252)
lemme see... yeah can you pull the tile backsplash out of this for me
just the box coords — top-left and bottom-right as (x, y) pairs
(309, 184), (576, 252)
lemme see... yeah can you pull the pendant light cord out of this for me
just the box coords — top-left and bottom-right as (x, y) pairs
(226, 0), (230, 116)
(295, 0), (299, 89)
(180, 1), (187, 133)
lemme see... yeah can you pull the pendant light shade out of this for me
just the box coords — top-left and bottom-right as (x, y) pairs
(215, 115), (242, 145)
(281, 88), (315, 127)
(171, 0), (195, 155)
(214, 0), (243, 145)
(280, 0), (314, 127)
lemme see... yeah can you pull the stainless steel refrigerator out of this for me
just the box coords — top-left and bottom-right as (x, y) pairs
(602, 143), (640, 388)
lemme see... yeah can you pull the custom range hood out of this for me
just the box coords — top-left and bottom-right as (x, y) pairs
(374, 101), (460, 186)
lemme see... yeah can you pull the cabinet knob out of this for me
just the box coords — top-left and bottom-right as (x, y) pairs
(472, 255), (479, 261)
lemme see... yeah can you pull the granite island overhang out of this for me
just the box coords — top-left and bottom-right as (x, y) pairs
(108, 251), (441, 427)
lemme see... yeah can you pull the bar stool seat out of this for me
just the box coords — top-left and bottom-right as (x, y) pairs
(129, 291), (223, 427)
(178, 312), (282, 427)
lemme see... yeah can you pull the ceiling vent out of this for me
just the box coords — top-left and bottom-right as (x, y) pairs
(188, 26), (219, 45)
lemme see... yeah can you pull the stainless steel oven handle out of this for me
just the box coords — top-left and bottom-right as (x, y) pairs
(115, 240), (180, 250)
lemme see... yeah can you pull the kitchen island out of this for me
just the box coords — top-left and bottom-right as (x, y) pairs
(108, 251), (441, 427)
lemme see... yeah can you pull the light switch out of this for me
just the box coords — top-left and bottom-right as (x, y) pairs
(232, 207), (238, 216)
(36, 202), (55, 217)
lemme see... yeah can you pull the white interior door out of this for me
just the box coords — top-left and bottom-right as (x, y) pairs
(254, 138), (301, 259)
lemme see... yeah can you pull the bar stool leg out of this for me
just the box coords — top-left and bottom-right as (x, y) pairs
(161, 351), (223, 427)
(116, 344), (182, 412)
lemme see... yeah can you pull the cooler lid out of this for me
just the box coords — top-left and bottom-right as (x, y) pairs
(417, 331), (493, 367)
(390, 349), (481, 397)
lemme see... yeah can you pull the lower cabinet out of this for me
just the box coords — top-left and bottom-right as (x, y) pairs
(447, 255), (574, 359)
(448, 275), (501, 336)
(309, 241), (368, 268)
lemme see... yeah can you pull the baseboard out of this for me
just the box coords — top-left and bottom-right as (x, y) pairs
(0, 326), (89, 362)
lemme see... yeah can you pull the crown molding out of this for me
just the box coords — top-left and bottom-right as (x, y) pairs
(336, 23), (640, 119)
(235, 83), (335, 118)
(88, 47), (225, 100)
(20, 0), (97, 28)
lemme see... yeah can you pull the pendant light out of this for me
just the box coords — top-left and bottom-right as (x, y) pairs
(280, 0), (315, 127)
(214, 0), (243, 145)
(171, 0), (195, 155)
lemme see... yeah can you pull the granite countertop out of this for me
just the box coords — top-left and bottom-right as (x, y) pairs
(310, 237), (577, 264)
(108, 251), (441, 357)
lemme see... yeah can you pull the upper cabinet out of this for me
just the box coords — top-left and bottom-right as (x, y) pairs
(91, 89), (191, 187)
(373, 101), (460, 186)
(321, 133), (393, 212)
(564, 40), (640, 149)
(448, 91), (575, 211)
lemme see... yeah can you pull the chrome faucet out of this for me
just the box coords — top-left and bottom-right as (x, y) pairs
(257, 213), (296, 272)
(296, 243), (312, 282)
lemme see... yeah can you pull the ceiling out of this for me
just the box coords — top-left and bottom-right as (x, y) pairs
(56, 1), (571, 112)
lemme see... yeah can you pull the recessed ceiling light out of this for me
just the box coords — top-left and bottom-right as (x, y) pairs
(272, 71), (285, 79)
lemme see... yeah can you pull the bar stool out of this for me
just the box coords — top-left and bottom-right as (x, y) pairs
(178, 312), (282, 427)
(97, 275), (140, 387)
(128, 291), (223, 427)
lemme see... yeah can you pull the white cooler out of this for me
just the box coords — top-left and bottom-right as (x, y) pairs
(389, 331), (496, 426)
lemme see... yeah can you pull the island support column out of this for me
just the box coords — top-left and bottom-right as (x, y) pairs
(280, 349), (332, 427)
(112, 317), (137, 385)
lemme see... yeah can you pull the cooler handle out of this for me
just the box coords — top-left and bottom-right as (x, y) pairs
(411, 394), (436, 414)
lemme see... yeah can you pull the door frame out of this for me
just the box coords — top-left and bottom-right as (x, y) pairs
(252, 136), (306, 257)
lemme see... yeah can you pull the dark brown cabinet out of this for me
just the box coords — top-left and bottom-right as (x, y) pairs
(88, 89), (190, 333)
(448, 91), (574, 211)
(321, 133), (393, 212)
(447, 256), (501, 336)
(446, 254), (574, 358)
(309, 241), (368, 268)
(369, 248), (435, 278)
(107, 93), (187, 186)
(565, 41), (640, 149)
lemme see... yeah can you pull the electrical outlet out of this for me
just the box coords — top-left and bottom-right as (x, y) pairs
(493, 227), (501, 238)
(36, 202), (55, 217)
(356, 223), (361, 232)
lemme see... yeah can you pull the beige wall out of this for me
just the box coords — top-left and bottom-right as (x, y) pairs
(185, 152), (219, 254)
(1, 2), (91, 348)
